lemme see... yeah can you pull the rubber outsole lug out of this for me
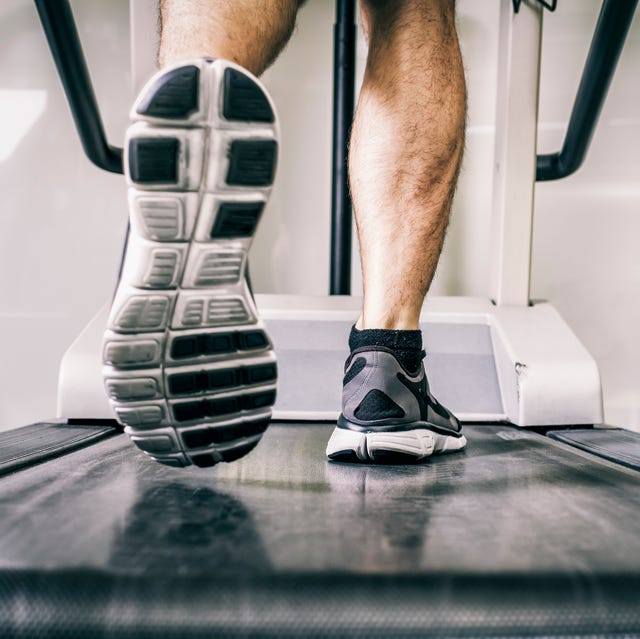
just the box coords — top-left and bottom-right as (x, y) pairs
(211, 202), (264, 239)
(128, 138), (179, 184)
(327, 450), (361, 463)
(172, 390), (276, 423)
(220, 439), (260, 463)
(170, 330), (270, 360)
(223, 68), (274, 122)
(136, 65), (200, 119)
(190, 453), (218, 468)
(167, 363), (276, 396)
(227, 140), (277, 186)
(368, 450), (424, 465)
(182, 419), (269, 449)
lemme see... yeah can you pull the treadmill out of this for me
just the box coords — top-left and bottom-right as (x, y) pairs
(1, 0), (639, 636)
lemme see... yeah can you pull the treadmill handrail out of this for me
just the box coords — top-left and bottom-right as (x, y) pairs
(536, 0), (638, 181)
(34, 0), (124, 175)
(33, 0), (638, 186)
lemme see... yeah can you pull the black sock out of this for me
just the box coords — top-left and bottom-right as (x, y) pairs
(349, 325), (424, 373)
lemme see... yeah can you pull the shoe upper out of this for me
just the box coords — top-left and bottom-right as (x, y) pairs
(340, 346), (462, 434)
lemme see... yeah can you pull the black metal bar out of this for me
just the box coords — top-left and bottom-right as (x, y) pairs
(330, 0), (356, 295)
(513, 0), (557, 13)
(34, 0), (124, 174)
(536, 0), (637, 181)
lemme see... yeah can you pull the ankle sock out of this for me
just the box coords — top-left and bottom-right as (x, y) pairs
(349, 325), (424, 373)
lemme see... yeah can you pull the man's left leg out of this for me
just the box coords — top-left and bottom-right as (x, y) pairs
(327, 0), (467, 463)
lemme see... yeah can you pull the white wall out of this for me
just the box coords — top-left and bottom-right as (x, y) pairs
(534, 2), (640, 431)
(0, 0), (638, 431)
(0, 0), (131, 431)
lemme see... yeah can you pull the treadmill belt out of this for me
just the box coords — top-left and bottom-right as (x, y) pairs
(0, 420), (117, 476)
(2, 570), (639, 638)
(548, 427), (640, 470)
(1, 424), (639, 637)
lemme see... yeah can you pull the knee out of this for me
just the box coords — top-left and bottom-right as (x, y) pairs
(360, 0), (456, 26)
(360, 0), (456, 43)
(361, 0), (455, 10)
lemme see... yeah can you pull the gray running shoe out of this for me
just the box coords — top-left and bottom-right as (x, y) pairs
(102, 59), (279, 468)
(326, 347), (467, 463)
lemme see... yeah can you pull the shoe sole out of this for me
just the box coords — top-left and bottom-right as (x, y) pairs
(102, 59), (279, 468)
(326, 427), (467, 463)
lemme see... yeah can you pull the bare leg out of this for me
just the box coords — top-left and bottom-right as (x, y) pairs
(351, 0), (466, 330)
(158, 0), (302, 75)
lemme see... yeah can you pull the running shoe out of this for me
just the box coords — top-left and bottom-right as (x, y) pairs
(102, 59), (278, 468)
(326, 346), (467, 463)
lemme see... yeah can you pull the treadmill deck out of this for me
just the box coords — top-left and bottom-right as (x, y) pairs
(1, 423), (639, 637)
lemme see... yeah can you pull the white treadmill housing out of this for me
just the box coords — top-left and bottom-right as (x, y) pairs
(56, 0), (604, 429)
(58, 295), (602, 427)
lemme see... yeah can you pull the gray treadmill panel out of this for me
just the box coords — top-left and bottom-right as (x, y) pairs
(267, 319), (503, 416)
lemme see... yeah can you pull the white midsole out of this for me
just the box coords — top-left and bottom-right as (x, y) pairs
(326, 427), (467, 462)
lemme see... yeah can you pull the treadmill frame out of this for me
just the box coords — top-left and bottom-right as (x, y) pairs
(43, 0), (640, 427)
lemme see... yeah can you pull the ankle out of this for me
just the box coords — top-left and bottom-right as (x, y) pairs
(349, 325), (424, 373)
(356, 312), (420, 331)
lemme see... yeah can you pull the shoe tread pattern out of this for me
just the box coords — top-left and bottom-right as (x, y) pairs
(104, 59), (278, 468)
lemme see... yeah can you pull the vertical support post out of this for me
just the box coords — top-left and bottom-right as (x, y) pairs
(490, 0), (543, 306)
(330, 0), (356, 295)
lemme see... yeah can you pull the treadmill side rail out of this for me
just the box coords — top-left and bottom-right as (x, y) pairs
(490, 302), (603, 426)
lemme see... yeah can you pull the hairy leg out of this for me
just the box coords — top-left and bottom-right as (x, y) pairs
(351, 0), (466, 329)
(158, 0), (303, 74)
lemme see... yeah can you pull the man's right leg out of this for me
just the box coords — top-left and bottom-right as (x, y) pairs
(103, 1), (300, 468)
